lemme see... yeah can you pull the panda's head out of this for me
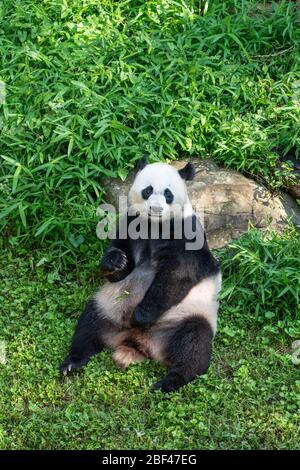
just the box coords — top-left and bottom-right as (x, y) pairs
(128, 158), (195, 220)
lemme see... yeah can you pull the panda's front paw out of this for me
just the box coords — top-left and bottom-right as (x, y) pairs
(59, 356), (88, 377)
(132, 305), (153, 328)
(153, 373), (185, 393)
(101, 249), (128, 276)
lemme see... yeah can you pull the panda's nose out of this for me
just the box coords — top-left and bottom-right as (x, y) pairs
(149, 204), (163, 215)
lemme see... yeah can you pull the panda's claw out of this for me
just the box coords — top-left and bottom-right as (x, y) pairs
(59, 357), (87, 377)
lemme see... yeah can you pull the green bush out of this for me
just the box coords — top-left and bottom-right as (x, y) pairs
(219, 227), (300, 338)
(1, 0), (299, 266)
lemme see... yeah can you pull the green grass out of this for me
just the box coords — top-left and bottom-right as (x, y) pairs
(0, 229), (299, 450)
(1, 0), (300, 267)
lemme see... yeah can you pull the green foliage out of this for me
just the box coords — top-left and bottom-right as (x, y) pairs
(219, 227), (300, 337)
(0, 0), (300, 266)
(0, 229), (299, 450)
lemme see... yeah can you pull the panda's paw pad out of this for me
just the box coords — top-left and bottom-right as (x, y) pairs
(101, 249), (128, 274)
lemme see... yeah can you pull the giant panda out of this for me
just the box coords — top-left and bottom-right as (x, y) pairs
(60, 158), (222, 392)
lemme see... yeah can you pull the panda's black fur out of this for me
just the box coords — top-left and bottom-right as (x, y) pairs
(60, 160), (221, 392)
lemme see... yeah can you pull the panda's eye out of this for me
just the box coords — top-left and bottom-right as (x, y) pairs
(141, 185), (153, 200)
(164, 188), (174, 204)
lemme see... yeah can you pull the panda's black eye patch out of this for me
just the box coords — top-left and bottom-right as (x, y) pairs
(141, 185), (153, 200)
(164, 188), (174, 204)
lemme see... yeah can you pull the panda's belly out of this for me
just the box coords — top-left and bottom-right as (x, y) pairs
(104, 272), (222, 367)
(156, 272), (222, 335)
(94, 263), (156, 327)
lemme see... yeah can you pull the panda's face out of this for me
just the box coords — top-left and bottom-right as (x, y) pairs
(128, 162), (193, 220)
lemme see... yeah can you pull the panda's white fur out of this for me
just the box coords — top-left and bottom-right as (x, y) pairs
(156, 271), (222, 335)
(95, 260), (221, 334)
(128, 162), (193, 220)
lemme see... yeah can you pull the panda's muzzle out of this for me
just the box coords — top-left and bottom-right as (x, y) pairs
(149, 204), (163, 217)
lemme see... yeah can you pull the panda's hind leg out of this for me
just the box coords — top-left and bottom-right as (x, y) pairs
(60, 298), (109, 376)
(153, 316), (213, 393)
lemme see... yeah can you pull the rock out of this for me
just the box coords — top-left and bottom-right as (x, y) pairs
(103, 158), (300, 249)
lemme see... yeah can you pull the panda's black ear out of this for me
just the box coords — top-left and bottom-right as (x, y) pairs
(178, 162), (195, 181)
(134, 155), (148, 175)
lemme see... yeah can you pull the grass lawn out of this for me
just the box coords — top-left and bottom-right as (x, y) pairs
(0, 0), (300, 450)
(0, 229), (299, 449)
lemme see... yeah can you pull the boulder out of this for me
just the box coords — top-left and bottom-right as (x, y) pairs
(103, 158), (300, 249)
